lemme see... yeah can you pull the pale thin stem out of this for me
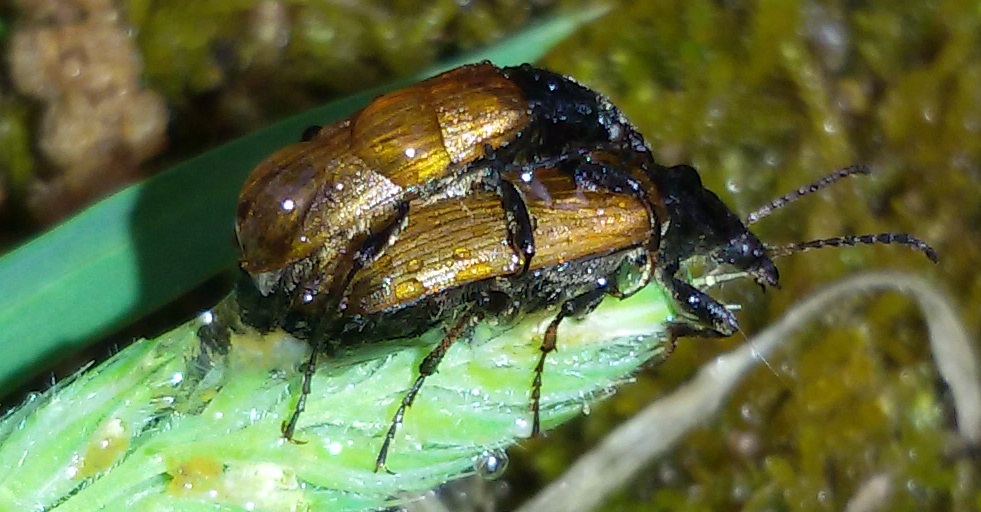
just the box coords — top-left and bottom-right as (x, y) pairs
(516, 272), (978, 512)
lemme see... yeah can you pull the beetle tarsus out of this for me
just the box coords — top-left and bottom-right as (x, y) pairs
(530, 285), (608, 437)
(281, 340), (323, 443)
(375, 309), (476, 472)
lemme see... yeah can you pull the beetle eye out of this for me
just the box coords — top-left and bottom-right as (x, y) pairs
(712, 231), (779, 288)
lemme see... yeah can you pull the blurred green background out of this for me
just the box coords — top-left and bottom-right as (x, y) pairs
(0, 1), (977, 510)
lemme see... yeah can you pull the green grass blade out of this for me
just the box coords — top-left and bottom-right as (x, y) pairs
(0, 283), (672, 511)
(0, 6), (608, 392)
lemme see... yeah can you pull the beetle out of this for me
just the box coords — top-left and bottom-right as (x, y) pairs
(236, 167), (656, 459)
(236, 159), (938, 472)
(342, 169), (656, 470)
(235, 62), (667, 325)
(233, 63), (938, 472)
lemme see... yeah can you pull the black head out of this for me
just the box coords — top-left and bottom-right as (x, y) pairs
(652, 164), (780, 287)
(712, 229), (780, 288)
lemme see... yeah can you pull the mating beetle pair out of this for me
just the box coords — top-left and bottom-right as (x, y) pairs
(236, 62), (741, 361)
(235, 63), (664, 317)
(233, 62), (938, 472)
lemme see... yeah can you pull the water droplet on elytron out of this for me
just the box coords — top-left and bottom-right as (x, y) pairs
(394, 278), (425, 301)
(454, 262), (494, 281)
(473, 449), (509, 480)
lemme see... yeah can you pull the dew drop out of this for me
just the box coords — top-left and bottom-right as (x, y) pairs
(726, 178), (741, 194)
(822, 118), (839, 134)
(739, 402), (761, 426)
(169, 372), (184, 386)
(394, 278), (425, 301)
(818, 488), (832, 502)
(473, 449), (509, 480)
(513, 417), (531, 437)
(301, 290), (316, 304)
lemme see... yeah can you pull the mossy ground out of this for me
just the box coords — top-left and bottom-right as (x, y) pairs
(525, 2), (977, 511)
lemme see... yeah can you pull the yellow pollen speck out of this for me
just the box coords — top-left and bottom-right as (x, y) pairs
(76, 418), (130, 479)
(167, 456), (223, 497)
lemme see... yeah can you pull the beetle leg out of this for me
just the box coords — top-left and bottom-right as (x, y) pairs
(375, 307), (480, 474)
(479, 144), (584, 276)
(478, 166), (536, 276)
(499, 178), (536, 275)
(282, 203), (412, 443)
(330, 200), (410, 304)
(531, 284), (609, 437)
(281, 338), (326, 443)
(657, 262), (739, 339)
(568, 160), (662, 290)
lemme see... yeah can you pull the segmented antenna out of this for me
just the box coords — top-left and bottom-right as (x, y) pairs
(741, 164), (939, 264)
(745, 164), (871, 225)
(694, 229), (939, 289)
(767, 233), (939, 263)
